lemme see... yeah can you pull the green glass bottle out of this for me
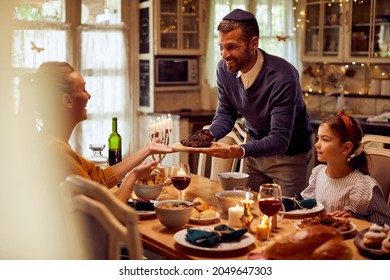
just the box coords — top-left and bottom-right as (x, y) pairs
(108, 117), (122, 166)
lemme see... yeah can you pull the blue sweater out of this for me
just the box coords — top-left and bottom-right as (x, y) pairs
(209, 49), (313, 158)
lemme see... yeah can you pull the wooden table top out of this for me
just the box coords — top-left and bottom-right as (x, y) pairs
(135, 174), (373, 260)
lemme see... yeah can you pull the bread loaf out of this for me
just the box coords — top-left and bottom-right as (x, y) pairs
(312, 238), (353, 260)
(193, 197), (208, 212)
(263, 225), (351, 260)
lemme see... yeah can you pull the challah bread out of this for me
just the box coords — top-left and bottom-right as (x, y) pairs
(193, 197), (208, 212)
(264, 225), (351, 260)
(311, 238), (353, 260)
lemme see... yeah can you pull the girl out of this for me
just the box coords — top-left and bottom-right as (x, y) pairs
(301, 112), (390, 224)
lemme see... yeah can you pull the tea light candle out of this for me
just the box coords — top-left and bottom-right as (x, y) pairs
(256, 224), (268, 241)
(228, 204), (244, 227)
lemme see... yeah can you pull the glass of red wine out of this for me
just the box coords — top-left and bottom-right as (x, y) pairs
(258, 183), (283, 243)
(171, 163), (191, 201)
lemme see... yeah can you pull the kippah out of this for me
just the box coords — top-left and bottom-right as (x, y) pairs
(223, 9), (255, 22)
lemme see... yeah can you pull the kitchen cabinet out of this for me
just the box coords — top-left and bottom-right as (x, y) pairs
(138, 0), (205, 113)
(155, 0), (206, 55)
(301, 0), (390, 63)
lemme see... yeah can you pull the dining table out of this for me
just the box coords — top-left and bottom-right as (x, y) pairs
(134, 173), (375, 260)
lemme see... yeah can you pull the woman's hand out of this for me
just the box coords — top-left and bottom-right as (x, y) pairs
(115, 160), (159, 202)
(145, 138), (174, 155)
(328, 210), (352, 218)
(126, 159), (160, 181)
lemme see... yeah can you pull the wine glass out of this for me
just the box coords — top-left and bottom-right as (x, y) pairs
(258, 183), (283, 243)
(171, 163), (191, 201)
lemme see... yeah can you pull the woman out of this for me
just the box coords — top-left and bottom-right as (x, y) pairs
(301, 112), (390, 224)
(21, 61), (173, 202)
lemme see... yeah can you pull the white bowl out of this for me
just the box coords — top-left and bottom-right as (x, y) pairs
(154, 200), (193, 229)
(215, 190), (254, 215)
(133, 183), (163, 200)
(218, 172), (249, 190)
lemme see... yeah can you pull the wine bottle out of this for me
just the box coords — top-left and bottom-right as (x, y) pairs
(108, 117), (122, 166)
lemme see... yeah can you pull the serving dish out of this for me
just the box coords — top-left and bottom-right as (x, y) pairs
(189, 212), (220, 225)
(172, 142), (229, 154)
(173, 227), (255, 252)
(294, 220), (356, 235)
(354, 228), (390, 259)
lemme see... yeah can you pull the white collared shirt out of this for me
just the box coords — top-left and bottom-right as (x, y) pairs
(236, 49), (264, 90)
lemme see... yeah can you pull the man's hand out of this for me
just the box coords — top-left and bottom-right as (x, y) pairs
(210, 144), (244, 159)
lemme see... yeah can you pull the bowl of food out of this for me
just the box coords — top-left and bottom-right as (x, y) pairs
(218, 172), (249, 190)
(133, 182), (163, 200)
(133, 165), (167, 200)
(215, 190), (254, 215)
(154, 200), (193, 229)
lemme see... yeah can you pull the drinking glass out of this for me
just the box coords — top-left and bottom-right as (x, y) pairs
(171, 163), (191, 201)
(258, 183), (283, 243)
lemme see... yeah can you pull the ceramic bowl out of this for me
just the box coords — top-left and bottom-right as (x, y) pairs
(154, 200), (193, 229)
(218, 172), (249, 190)
(133, 182), (163, 200)
(215, 190), (254, 215)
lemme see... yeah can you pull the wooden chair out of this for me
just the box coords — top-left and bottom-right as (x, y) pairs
(197, 122), (249, 181)
(60, 175), (143, 259)
(362, 134), (390, 207)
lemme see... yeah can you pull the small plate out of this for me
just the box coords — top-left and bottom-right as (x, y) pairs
(294, 220), (356, 235)
(189, 212), (220, 225)
(354, 228), (390, 259)
(137, 210), (156, 218)
(173, 227), (255, 252)
(280, 202), (325, 217)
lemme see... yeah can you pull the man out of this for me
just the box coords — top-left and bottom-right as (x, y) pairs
(198, 9), (313, 196)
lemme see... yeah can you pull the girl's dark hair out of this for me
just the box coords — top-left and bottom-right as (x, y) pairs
(323, 112), (369, 175)
(19, 61), (75, 121)
(217, 18), (259, 43)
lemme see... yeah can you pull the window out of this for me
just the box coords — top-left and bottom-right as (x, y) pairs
(12, 0), (132, 159)
(206, 0), (298, 87)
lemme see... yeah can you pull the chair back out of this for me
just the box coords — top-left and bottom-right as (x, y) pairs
(362, 135), (390, 207)
(197, 122), (249, 181)
(60, 175), (143, 259)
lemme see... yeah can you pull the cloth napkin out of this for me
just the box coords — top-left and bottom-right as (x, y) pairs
(282, 192), (317, 212)
(185, 224), (248, 248)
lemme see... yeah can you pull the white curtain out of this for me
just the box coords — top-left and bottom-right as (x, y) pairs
(70, 26), (131, 159)
(205, 0), (298, 87)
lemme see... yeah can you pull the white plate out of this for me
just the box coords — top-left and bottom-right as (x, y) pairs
(294, 220), (357, 235)
(280, 202), (325, 217)
(173, 226), (255, 252)
(189, 213), (220, 225)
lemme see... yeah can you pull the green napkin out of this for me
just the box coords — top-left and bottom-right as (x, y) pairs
(185, 224), (248, 248)
(282, 193), (317, 212)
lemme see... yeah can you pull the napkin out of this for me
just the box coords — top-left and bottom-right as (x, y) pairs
(282, 193), (317, 212)
(185, 224), (248, 248)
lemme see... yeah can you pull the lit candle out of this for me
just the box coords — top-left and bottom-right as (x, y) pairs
(177, 167), (186, 177)
(256, 224), (269, 241)
(228, 204), (244, 227)
(240, 192), (254, 205)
